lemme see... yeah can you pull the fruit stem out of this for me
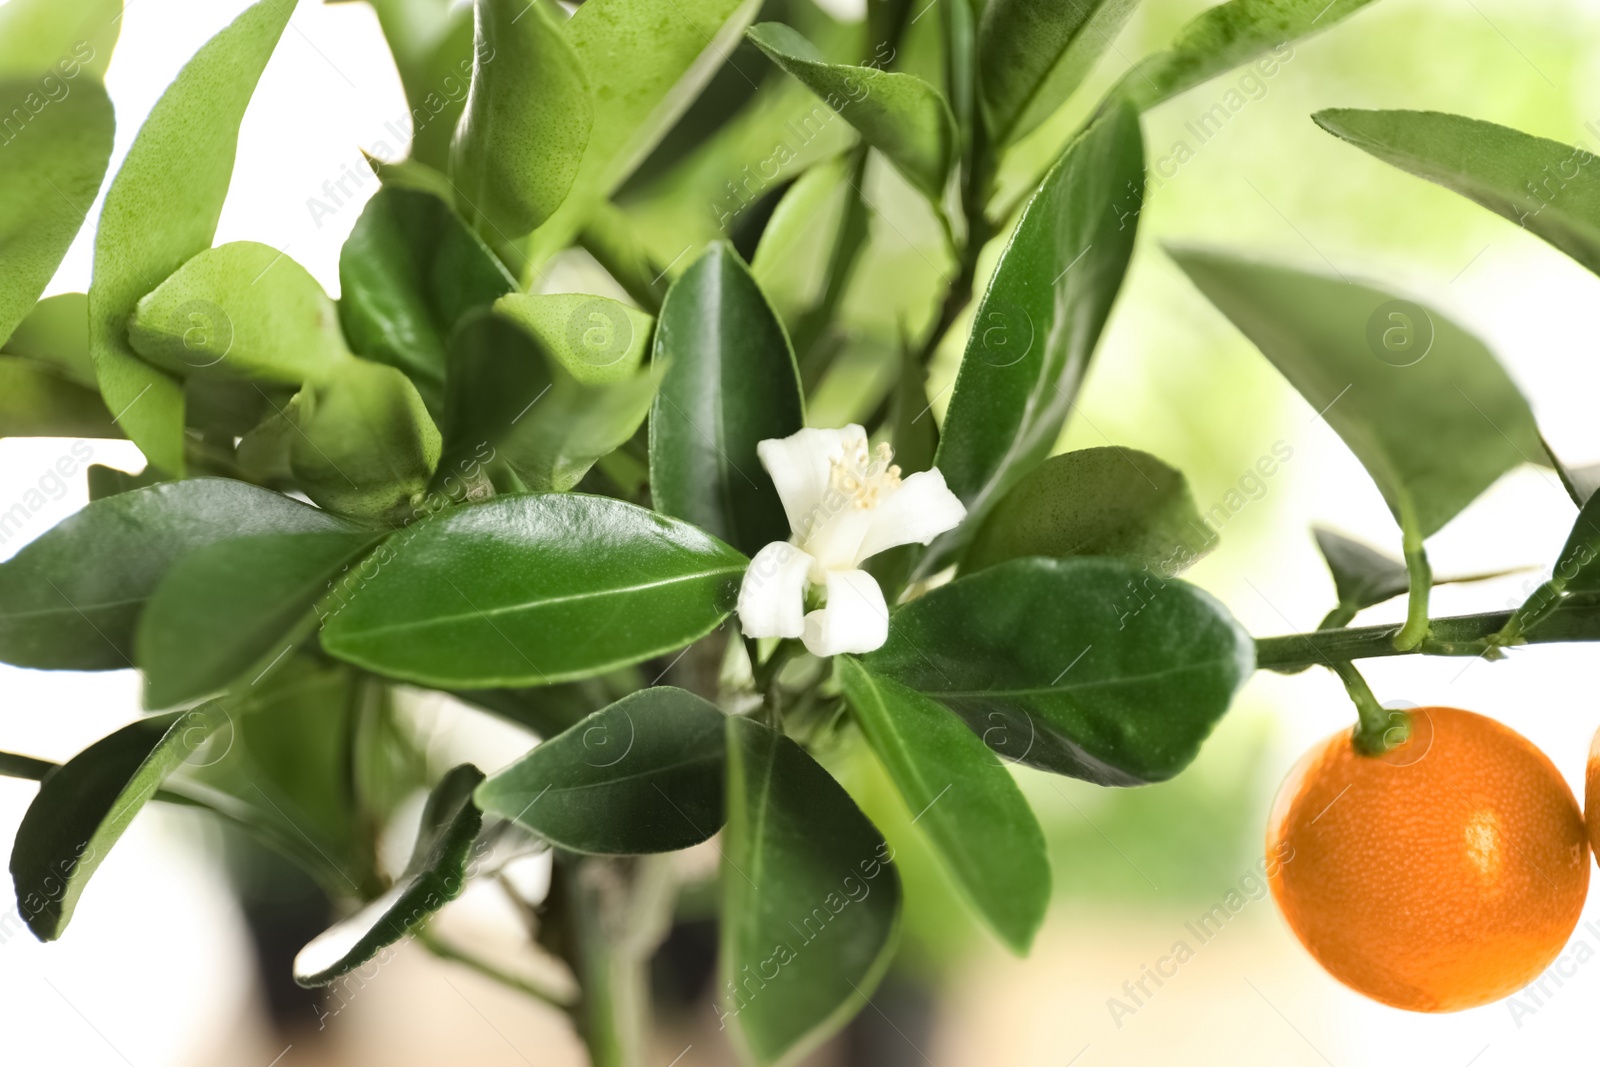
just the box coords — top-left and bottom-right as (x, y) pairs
(1330, 662), (1408, 756)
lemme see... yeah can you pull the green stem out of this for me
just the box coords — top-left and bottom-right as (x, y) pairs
(419, 929), (575, 1011)
(1491, 577), (1566, 648)
(1254, 594), (1600, 671)
(1393, 534), (1432, 650)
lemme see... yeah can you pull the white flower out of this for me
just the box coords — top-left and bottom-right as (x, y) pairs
(737, 425), (967, 656)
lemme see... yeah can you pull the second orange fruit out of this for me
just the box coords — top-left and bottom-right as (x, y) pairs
(1268, 706), (1588, 1012)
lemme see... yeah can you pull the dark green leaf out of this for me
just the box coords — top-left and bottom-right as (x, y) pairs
(3, 292), (96, 387)
(338, 185), (517, 414)
(978, 0), (1137, 144)
(86, 463), (162, 501)
(928, 100), (1143, 573)
(746, 23), (956, 201)
(476, 687), (726, 854)
(438, 308), (554, 476)
(0, 479), (354, 671)
(836, 657), (1049, 954)
(11, 707), (219, 940)
(449, 0), (591, 239)
(965, 446), (1214, 574)
(651, 242), (804, 556)
(137, 531), (383, 709)
(863, 557), (1254, 784)
(290, 359), (442, 522)
(722, 716), (900, 1066)
(293, 764), (485, 986)
(0, 357), (117, 438)
(1169, 249), (1543, 541)
(1119, 0), (1380, 111)
(1313, 527), (1408, 612)
(452, 678), (615, 739)
(89, 0), (292, 474)
(129, 242), (350, 385)
(321, 493), (748, 688)
(0, 75), (113, 347)
(1315, 109), (1600, 277)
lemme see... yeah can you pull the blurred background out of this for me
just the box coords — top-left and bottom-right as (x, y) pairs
(5, 0), (1600, 1063)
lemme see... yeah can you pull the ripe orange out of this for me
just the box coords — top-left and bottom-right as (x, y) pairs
(1586, 726), (1600, 858)
(1267, 706), (1588, 1012)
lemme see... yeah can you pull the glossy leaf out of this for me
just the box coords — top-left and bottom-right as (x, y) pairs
(0, 479), (354, 671)
(1315, 109), (1600, 277)
(651, 242), (804, 556)
(978, 0), (1137, 145)
(722, 716), (900, 1066)
(129, 242), (351, 385)
(965, 446), (1213, 574)
(137, 531), (383, 709)
(294, 763), (485, 986)
(836, 658), (1049, 955)
(0, 358), (117, 438)
(929, 101), (1143, 572)
(1120, 0), (1380, 111)
(863, 557), (1255, 785)
(1313, 527), (1409, 613)
(338, 185), (517, 413)
(1170, 249), (1543, 540)
(449, 0), (591, 239)
(89, 0), (292, 474)
(0, 0), (119, 79)
(321, 493), (748, 688)
(0, 75), (114, 347)
(3, 292), (96, 387)
(290, 359), (442, 522)
(746, 23), (955, 201)
(475, 687), (726, 854)
(11, 707), (219, 940)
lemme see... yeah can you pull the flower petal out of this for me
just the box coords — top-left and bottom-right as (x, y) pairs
(801, 568), (889, 656)
(856, 467), (968, 561)
(757, 425), (867, 537)
(737, 542), (814, 639)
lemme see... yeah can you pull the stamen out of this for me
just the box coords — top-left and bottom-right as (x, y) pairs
(828, 436), (902, 509)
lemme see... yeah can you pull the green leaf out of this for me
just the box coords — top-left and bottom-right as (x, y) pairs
(0, 357), (117, 438)
(836, 658), (1049, 955)
(449, 0), (591, 239)
(1313, 527), (1409, 613)
(526, 0), (762, 261)
(475, 687), (726, 854)
(453, 675), (622, 738)
(493, 294), (661, 491)
(0, 0), (120, 79)
(495, 293), (654, 385)
(746, 23), (955, 201)
(0, 479), (354, 671)
(321, 493), (748, 688)
(86, 463), (163, 500)
(863, 557), (1254, 785)
(338, 185), (517, 414)
(137, 531), (383, 710)
(3, 292), (96, 387)
(964, 446), (1214, 574)
(290, 359), (442, 522)
(1119, 0), (1380, 111)
(335, 0), (473, 170)
(438, 308), (555, 476)
(128, 242), (351, 386)
(722, 716), (900, 1066)
(978, 0), (1138, 145)
(11, 707), (219, 940)
(1546, 435), (1600, 508)
(89, 0), (292, 475)
(1314, 109), (1600, 277)
(651, 242), (804, 556)
(1169, 249), (1542, 541)
(293, 763), (485, 987)
(0, 75), (113, 347)
(929, 100), (1143, 572)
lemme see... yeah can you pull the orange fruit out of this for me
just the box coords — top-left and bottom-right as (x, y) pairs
(1267, 706), (1588, 1012)
(1587, 726), (1600, 856)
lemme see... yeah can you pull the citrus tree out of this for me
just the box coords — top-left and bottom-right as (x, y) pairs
(4, 0), (1599, 1061)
